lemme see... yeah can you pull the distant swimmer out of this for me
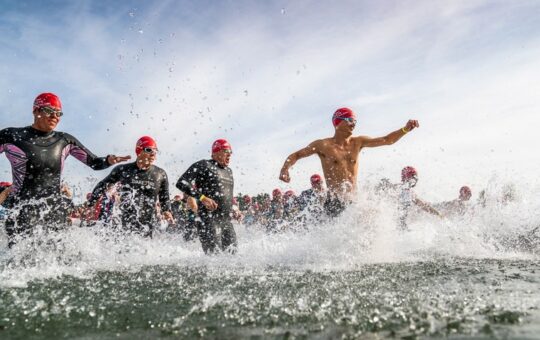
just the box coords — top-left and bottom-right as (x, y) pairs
(0, 93), (130, 247)
(176, 139), (238, 254)
(298, 174), (326, 214)
(398, 166), (442, 230)
(436, 186), (472, 216)
(279, 107), (418, 217)
(88, 136), (173, 236)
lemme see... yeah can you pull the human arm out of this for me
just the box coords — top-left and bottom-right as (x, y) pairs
(186, 196), (198, 213)
(0, 187), (11, 205)
(175, 161), (218, 211)
(279, 141), (319, 183)
(88, 166), (122, 206)
(414, 197), (443, 217)
(66, 133), (131, 170)
(158, 171), (175, 224)
(356, 120), (419, 148)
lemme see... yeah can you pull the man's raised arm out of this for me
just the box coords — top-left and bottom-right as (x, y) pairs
(357, 119), (419, 148)
(279, 141), (319, 183)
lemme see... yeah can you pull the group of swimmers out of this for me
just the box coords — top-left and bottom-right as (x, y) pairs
(4, 91), (487, 254)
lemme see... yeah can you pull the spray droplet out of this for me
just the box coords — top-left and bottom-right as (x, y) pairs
(281, 8), (286, 15)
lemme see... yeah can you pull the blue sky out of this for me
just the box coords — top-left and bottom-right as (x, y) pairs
(1, 0), (540, 201)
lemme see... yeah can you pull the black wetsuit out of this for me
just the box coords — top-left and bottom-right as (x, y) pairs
(324, 193), (350, 218)
(299, 189), (325, 222)
(0, 126), (111, 246)
(176, 159), (236, 254)
(89, 162), (171, 236)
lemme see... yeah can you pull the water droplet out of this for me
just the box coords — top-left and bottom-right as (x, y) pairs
(138, 29), (144, 34)
(281, 8), (286, 15)
(244, 90), (248, 96)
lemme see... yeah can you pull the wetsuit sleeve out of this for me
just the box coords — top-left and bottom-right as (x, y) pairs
(65, 133), (111, 170)
(89, 166), (122, 205)
(176, 161), (204, 199)
(159, 170), (171, 213)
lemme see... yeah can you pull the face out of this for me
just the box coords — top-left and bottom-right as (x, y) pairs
(404, 176), (418, 188)
(335, 117), (356, 135)
(312, 181), (323, 191)
(213, 149), (232, 167)
(137, 147), (157, 166)
(33, 106), (62, 132)
(459, 190), (471, 201)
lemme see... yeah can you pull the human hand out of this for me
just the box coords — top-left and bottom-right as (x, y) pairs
(201, 196), (218, 211)
(279, 168), (291, 183)
(163, 211), (175, 224)
(404, 120), (419, 132)
(107, 155), (131, 165)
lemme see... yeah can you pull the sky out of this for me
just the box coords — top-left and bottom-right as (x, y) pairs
(1, 0), (540, 202)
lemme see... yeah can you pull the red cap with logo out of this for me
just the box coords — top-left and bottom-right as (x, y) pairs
(310, 174), (322, 185)
(332, 107), (356, 127)
(33, 93), (62, 111)
(212, 139), (232, 154)
(135, 136), (157, 156)
(401, 166), (418, 182)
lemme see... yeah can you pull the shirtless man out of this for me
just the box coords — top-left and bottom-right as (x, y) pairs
(279, 107), (418, 217)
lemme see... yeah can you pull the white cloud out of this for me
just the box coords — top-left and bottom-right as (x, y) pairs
(1, 0), (539, 201)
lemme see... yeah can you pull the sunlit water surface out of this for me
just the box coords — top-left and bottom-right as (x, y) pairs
(1, 187), (539, 339)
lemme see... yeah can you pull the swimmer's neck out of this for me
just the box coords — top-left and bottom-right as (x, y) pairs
(332, 131), (353, 145)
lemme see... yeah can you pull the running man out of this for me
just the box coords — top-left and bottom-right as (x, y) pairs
(279, 107), (418, 216)
(88, 136), (173, 236)
(0, 93), (130, 247)
(398, 166), (442, 230)
(176, 139), (238, 254)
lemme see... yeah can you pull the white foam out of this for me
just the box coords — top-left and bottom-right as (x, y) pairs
(1, 180), (538, 287)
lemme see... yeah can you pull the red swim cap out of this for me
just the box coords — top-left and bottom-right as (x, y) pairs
(401, 166), (418, 182)
(459, 186), (472, 199)
(310, 174), (322, 184)
(332, 107), (356, 127)
(212, 139), (232, 153)
(284, 190), (296, 197)
(272, 188), (282, 197)
(135, 136), (157, 155)
(34, 93), (62, 111)
(0, 182), (11, 187)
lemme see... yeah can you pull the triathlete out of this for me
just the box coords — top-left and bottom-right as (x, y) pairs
(0, 93), (129, 247)
(279, 107), (418, 217)
(298, 174), (326, 212)
(176, 139), (237, 254)
(436, 186), (472, 216)
(398, 166), (442, 230)
(88, 136), (173, 237)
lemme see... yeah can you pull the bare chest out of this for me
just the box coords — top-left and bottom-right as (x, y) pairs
(319, 146), (359, 167)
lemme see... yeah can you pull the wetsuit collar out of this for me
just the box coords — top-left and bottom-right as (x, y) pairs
(135, 161), (153, 171)
(28, 125), (55, 137)
(210, 159), (227, 169)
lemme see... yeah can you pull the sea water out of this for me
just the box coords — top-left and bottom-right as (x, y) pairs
(0, 184), (539, 339)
